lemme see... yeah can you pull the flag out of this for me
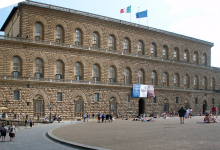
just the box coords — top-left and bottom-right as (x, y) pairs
(136, 10), (148, 18)
(120, 6), (131, 13)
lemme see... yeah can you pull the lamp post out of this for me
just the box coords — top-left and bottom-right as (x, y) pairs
(47, 102), (54, 121)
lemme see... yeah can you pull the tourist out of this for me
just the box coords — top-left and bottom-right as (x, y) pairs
(178, 107), (186, 124)
(83, 113), (87, 122)
(1, 123), (8, 141)
(25, 119), (28, 129)
(8, 122), (16, 141)
(58, 115), (61, 123)
(86, 113), (89, 122)
(102, 114), (105, 123)
(30, 118), (33, 128)
(185, 109), (189, 118)
(189, 108), (192, 118)
(106, 114), (109, 122)
(212, 105), (218, 118)
(204, 114), (211, 123)
(92, 113), (95, 121)
(110, 113), (113, 122)
(98, 112), (101, 123)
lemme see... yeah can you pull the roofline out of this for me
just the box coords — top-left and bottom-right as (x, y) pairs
(0, 6), (18, 31)
(1, 0), (214, 46)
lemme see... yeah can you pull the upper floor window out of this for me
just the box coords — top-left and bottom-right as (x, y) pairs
(75, 29), (82, 45)
(124, 38), (130, 53)
(163, 72), (169, 87)
(193, 51), (199, 64)
(56, 25), (63, 43)
(109, 35), (115, 50)
(109, 66), (116, 83)
(202, 53), (207, 66)
(211, 78), (215, 90)
(151, 71), (157, 86)
(163, 45), (169, 59)
(35, 22), (43, 40)
(151, 43), (157, 57)
(184, 74), (190, 88)
(13, 91), (19, 100)
(194, 76), (199, 89)
(56, 60), (63, 79)
(93, 32), (99, 48)
(75, 62), (82, 80)
(124, 68), (131, 84)
(174, 73), (180, 87)
(13, 56), (21, 76)
(35, 58), (43, 78)
(184, 49), (189, 63)
(174, 47), (179, 61)
(138, 69), (144, 84)
(138, 41), (144, 55)
(93, 64), (100, 81)
(202, 77), (207, 90)
(57, 92), (62, 101)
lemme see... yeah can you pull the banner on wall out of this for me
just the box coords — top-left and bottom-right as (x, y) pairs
(132, 84), (148, 97)
(147, 85), (155, 97)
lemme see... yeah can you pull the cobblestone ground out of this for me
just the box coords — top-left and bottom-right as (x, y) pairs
(0, 121), (83, 150)
(53, 116), (220, 150)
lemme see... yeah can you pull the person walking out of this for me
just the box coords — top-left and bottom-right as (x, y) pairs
(178, 107), (186, 124)
(25, 119), (28, 129)
(83, 113), (87, 122)
(212, 105), (218, 118)
(8, 122), (16, 141)
(1, 123), (8, 141)
(30, 118), (33, 128)
(92, 113), (95, 121)
(58, 115), (61, 123)
(98, 112), (101, 123)
(102, 114), (105, 123)
(106, 114), (109, 122)
(110, 113), (113, 122)
(189, 108), (192, 118)
(86, 113), (89, 122)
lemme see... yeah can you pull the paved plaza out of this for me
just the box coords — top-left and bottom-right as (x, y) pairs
(52, 116), (220, 150)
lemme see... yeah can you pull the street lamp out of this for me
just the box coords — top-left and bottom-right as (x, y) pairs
(47, 102), (55, 121)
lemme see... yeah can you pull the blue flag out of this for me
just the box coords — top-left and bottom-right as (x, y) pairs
(136, 10), (148, 18)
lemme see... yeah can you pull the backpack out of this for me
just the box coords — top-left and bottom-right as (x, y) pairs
(1, 127), (6, 133)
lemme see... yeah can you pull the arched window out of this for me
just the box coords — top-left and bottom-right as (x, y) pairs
(163, 45), (169, 59)
(35, 58), (43, 78)
(184, 74), (190, 88)
(35, 22), (43, 40)
(56, 60), (63, 79)
(174, 47), (179, 61)
(109, 66), (116, 83)
(151, 71), (157, 86)
(138, 41), (144, 55)
(93, 32), (99, 48)
(174, 73), (180, 87)
(56, 25), (63, 43)
(184, 49), (189, 63)
(75, 62), (82, 80)
(151, 43), (157, 57)
(211, 78), (215, 90)
(75, 29), (82, 45)
(93, 64), (100, 81)
(193, 51), (199, 64)
(12, 56), (21, 76)
(203, 77), (207, 90)
(194, 76), (199, 89)
(138, 69), (144, 84)
(124, 38), (130, 53)
(163, 72), (169, 87)
(109, 35), (115, 50)
(124, 68), (131, 84)
(202, 53), (207, 66)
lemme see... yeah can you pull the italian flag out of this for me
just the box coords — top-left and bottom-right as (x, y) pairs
(120, 6), (131, 13)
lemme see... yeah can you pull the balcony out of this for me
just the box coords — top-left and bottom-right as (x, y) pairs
(0, 35), (217, 71)
(0, 75), (218, 93)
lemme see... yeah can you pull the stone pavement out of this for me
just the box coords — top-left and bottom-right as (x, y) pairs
(0, 121), (84, 150)
(52, 116), (220, 150)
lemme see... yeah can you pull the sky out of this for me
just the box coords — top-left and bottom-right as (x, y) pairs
(0, 0), (219, 67)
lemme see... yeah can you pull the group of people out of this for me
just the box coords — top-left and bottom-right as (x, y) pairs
(24, 118), (33, 129)
(97, 112), (114, 123)
(0, 122), (16, 142)
(204, 114), (218, 123)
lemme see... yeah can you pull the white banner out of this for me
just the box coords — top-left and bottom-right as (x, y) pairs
(132, 84), (148, 97)
(0, 1), (22, 9)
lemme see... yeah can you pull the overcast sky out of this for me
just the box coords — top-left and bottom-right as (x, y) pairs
(0, 0), (219, 67)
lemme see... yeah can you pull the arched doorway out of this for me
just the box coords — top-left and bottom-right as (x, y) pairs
(139, 98), (145, 116)
(203, 100), (207, 114)
(74, 96), (84, 119)
(185, 103), (189, 110)
(109, 97), (117, 117)
(33, 95), (44, 120)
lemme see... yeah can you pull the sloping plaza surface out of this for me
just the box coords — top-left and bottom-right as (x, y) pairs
(53, 116), (220, 150)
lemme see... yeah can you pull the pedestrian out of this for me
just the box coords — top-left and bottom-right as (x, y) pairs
(102, 114), (105, 123)
(178, 107), (186, 124)
(8, 122), (16, 141)
(86, 113), (89, 122)
(83, 113), (87, 122)
(25, 119), (28, 129)
(98, 112), (101, 123)
(110, 113), (113, 122)
(58, 115), (61, 123)
(189, 108), (192, 118)
(106, 114), (109, 122)
(30, 118), (33, 128)
(1, 123), (8, 141)
(212, 105), (218, 118)
(92, 113), (95, 121)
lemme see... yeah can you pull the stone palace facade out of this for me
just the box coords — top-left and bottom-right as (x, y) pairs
(0, 0), (219, 120)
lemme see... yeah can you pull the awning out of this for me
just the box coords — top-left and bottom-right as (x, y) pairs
(0, 107), (8, 111)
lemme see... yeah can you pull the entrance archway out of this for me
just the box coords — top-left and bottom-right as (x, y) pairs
(139, 98), (145, 116)
(33, 95), (44, 120)
(74, 96), (84, 119)
(203, 100), (207, 114)
(109, 97), (117, 116)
